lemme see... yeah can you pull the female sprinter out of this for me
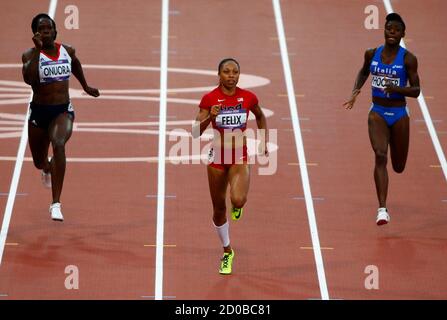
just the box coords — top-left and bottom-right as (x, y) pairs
(193, 58), (268, 274)
(22, 13), (100, 221)
(343, 13), (420, 225)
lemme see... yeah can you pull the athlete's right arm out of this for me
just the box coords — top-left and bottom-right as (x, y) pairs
(22, 49), (40, 86)
(192, 105), (220, 138)
(22, 33), (43, 86)
(343, 48), (375, 109)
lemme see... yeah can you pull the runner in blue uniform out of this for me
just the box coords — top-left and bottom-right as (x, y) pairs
(343, 13), (420, 225)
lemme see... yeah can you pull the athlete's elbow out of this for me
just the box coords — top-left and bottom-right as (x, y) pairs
(191, 123), (202, 138)
(22, 71), (31, 85)
(22, 75), (35, 86)
(256, 113), (266, 124)
(191, 129), (199, 139)
(414, 88), (421, 98)
(191, 131), (202, 139)
(409, 87), (420, 98)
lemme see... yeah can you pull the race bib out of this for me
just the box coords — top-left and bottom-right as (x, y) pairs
(215, 109), (247, 129)
(39, 59), (71, 83)
(371, 75), (400, 89)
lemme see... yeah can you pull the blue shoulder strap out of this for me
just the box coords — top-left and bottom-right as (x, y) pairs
(372, 45), (383, 61)
(396, 45), (407, 65)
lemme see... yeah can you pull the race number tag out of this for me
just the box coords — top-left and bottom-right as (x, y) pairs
(216, 109), (247, 129)
(371, 75), (400, 89)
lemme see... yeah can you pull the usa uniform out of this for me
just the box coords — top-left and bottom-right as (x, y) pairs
(199, 86), (259, 170)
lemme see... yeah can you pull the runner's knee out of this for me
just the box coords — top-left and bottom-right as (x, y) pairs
(231, 195), (247, 209)
(52, 140), (66, 154)
(392, 162), (405, 173)
(32, 158), (45, 170)
(374, 150), (387, 167)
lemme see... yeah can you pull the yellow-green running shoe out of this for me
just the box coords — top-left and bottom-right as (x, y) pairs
(231, 207), (243, 221)
(219, 250), (235, 275)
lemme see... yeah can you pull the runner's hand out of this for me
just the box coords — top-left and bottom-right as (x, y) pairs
(83, 86), (100, 97)
(258, 141), (269, 156)
(32, 32), (43, 50)
(384, 83), (398, 95)
(210, 105), (220, 120)
(343, 89), (361, 110)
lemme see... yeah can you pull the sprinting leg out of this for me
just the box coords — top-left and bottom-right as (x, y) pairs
(368, 111), (390, 208)
(390, 115), (410, 174)
(28, 123), (51, 172)
(28, 123), (52, 188)
(228, 164), (250, 221)
(45, 113), (73, 222)
(207, 165), (235, 274)
(48, 113), (73, 204)
(207, 165), (231, 252)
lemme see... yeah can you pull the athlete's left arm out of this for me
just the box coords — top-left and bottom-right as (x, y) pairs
(251, 104), (268, 155)
(65, 45), (100, 97)
(384, 52), (421, 98)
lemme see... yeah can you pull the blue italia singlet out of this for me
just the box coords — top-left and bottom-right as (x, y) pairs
(370, 45), (407, 100)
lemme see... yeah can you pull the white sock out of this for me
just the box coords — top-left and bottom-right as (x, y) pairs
(214, 221), (230, 248)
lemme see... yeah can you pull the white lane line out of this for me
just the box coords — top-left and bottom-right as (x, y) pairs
(0, 193), (27, 197)
(75, 120), (192, 126)
(0, 155), (208, 163)
(0, 95), (31, 266)
(293, 197), (325, 201)
(383, 0), (447, 182)
(146, 194), (176, 199)
(0, 0), (58, 265)
(414, 119), (442, 123)
(272, 0), (329, 300)
(48, 0), (58, 17)
(154, 0), (170, 301)
(0, 94), (30, 99)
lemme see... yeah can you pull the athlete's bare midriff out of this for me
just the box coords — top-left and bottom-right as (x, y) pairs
(32, 81), (70, 105)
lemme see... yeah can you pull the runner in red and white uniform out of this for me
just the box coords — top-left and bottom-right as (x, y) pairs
(22, 13), (99, 221)
(194, 58), (268, 275)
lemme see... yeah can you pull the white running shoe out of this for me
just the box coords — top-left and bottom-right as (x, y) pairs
(49, 202), (64, 222)
(41, 170), (51, 188)
(376, 207), (390, 226)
